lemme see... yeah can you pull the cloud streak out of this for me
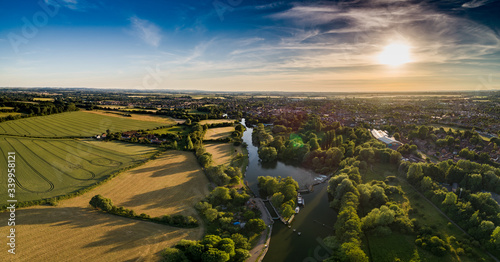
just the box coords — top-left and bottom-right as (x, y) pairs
(130, 16), (162, 47)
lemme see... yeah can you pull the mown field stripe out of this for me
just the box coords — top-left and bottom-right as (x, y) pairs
(15, 137), (96, 181)
(2, 138), (55, 193)
(35, 139), (124, 169)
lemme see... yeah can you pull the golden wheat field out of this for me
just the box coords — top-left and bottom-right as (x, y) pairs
(198, 119), (235, 125)
(204, 143), (242, 166)
(0, 151), (209, 262)
(203, 126), (235, 140)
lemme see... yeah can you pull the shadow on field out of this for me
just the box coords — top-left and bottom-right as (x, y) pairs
(3, 206), (189, 260)
(121, 169), (204, 215)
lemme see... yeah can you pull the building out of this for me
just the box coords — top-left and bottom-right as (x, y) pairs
(371, 129), (403, 149)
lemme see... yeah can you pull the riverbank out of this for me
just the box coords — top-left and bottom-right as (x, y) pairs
(249, 198), (274, 262)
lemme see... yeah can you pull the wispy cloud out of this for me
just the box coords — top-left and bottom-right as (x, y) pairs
(462, 0), (497, 8)
(44, 0), (97, 11)
(130, 16), (162, 47)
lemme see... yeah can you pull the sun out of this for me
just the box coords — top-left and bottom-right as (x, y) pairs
(378, 43), (412, 66)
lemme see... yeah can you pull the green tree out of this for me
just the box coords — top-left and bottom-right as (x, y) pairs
(442, 192), (457, 205)
(201, 248), (230, 262)
(258, 146), (278, 162)
(245, 218), (266, 235)
(210, 187), (232, 206)
(161, 247), (188, 262)
(270, 192), (285, 208)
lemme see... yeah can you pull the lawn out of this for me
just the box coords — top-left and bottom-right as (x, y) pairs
(0, 111), (166, 137)
(0, 151), (207, 261)
(204, 126), (235, 140)
(0, 137), (157, 202)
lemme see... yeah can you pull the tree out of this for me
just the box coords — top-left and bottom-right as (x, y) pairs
(161, 247), (188, 262)
(245, 218), (266, 235)
(233, 249), (251, 262)
(210, 187), (232, 206)
(442, 192), (457, 205)
(231, 233), (251, 250)
(270, 192), (285, 208)
(489, 227), (500, 250)
(201, 248), (230, 262)
(258, 146), (278, 162)
(309, 138), (321, 151)
(186, 135), (194, 150)
(407, 164), (424, 183)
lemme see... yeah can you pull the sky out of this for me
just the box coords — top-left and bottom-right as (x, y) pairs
(1, 0), (500, 92)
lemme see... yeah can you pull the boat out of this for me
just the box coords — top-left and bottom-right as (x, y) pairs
(295, 207), (300, 213)
(297, 194), (304, 206)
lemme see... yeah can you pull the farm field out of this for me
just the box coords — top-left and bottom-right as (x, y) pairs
(0, 138), (157, 202)
(199, 119), (235, 125)
(0, 111), (165, 137)
(204, 126), (234, 140)
(61, 150), (210, 218)
(204, 142), (242, 166)
(149, 125), (190, 136)
(0, 112), (22, 118)
(0, 150), (208, 261)
(86, 110), (178, 124)
(33, 97), (55, 102)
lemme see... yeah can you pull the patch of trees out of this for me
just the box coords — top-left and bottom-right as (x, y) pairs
(161, 234), (251, 262)
(257, 176), (299, 219)
(402, 162), (500, 251)
(0, 100), (79, 123)
(89, 195), (198, 228)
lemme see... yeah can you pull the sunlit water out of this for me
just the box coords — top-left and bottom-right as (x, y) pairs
(241, 120), (337, 262)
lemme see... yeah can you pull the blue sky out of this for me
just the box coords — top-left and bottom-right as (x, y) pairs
(1, 0), (500, 92)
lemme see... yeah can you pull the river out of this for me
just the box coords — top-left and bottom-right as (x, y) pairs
(241, 120), (337, 262)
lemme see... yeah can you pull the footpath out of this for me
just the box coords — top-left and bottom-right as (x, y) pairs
(248, 198), (273, 262)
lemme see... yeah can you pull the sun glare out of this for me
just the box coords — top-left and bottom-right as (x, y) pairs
(378, 43), (411, 66)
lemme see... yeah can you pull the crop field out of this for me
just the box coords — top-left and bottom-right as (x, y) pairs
(204, 142), (242, 166)
(61, 150), (210, 218)
(0, 112), (22, 118)
(199, 119), (235, 125)
(149, 125), (190, 136)
(0, 150), (207, 261)
(33, 97), (55, 102)
(86, 110), (178, 124)
(0, 111), (165, 137)
(204, 126), (234, 140)
(0, 138), (157, 202)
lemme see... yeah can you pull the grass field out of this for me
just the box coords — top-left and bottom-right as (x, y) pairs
(33, 97), (55, 102)
(0, 106), (15, 110)
(199, 119), (235, 125)
(0, 111), (165, 137)
(361, 163), (491, 261)
(0, 138), (157, 202)
(149, 125), (190, 136)
(61, 150), (210, 217)
(86, 110), (177, 124)
(0, 112), (22, 118)
(204, 142), (242, 166)
(204, 126), (234, 140)
(431, 124), (493, 141)
(0, 151), (207, 261)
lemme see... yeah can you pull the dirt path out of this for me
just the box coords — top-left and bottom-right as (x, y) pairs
(248, 198), (274, 262)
